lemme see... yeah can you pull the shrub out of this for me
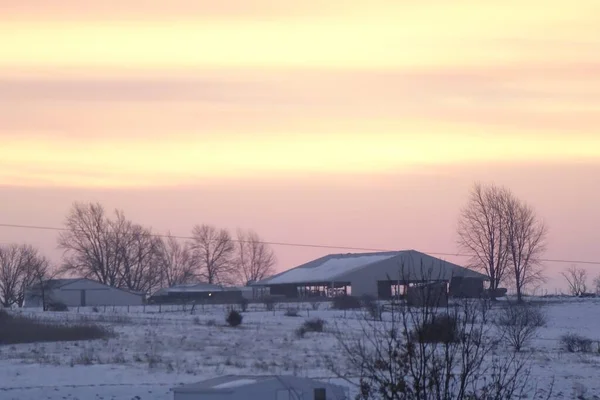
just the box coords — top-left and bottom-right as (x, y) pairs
(361, 295), (382, 321)
(285, 308), (300, 317)
(332, 295), (362, 310)
(92, 306), (99, 313)
(296, 318), (325, 338)
(494, 302), (547, 352)
(560, 333), (593, 353)
(0, 310), (112, 344)
(47, 301), (68, 312)
(226, 310), (243, 327)
(263, 296), (276, 311)
(238, 298), (249, 312)
(311, 302), (321, 310)
(414, 314), (458, 344)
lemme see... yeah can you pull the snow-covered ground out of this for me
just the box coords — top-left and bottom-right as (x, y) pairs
(2, 298), (600, 399)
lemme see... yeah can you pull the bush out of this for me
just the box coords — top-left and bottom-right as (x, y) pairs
(560, 333), (593, 353)
(311, 302), (321, 310)
(238, 298), (249, 312)
(361, 295), (382, 321)
(332, 295), (362, 310)
(263, 296), (276, 311)
(414, 314), (458, 344)
(226, 310), (243, 327)
(296, 318), (325, 338)
(47, 301), (68, 312)
(0, 310), (112, 344)
(494, 302), (547, 352)
(285, 308), (300, 317)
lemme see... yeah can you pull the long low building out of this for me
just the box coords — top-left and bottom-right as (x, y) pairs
(149, 283), (257, 304)
(24, 278), (144, 308)
(252, 250), (488, 299)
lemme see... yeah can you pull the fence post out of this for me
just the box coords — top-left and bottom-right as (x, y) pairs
(104, 305), (107, 312)
(159, 304), (162, 313)
(127, 305), (130, 313)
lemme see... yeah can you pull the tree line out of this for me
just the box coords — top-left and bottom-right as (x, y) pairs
(0, 202), (276, 306)
(0, 184), (591, 306)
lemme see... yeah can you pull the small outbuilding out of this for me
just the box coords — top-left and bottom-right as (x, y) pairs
(150, 283), (247, 304)
(172, 375), (349, 400)
(23, 278), (144, 308)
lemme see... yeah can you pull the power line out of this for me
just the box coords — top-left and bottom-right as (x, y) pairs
(1, 222), (599, 266)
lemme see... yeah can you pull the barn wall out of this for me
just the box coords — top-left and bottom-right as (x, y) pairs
(83, 288), (143, 306)
(449, 277), (484, 298)
(349, 275), (378, 297)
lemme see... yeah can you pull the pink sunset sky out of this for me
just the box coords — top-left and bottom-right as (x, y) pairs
(1, 0), (599, 292)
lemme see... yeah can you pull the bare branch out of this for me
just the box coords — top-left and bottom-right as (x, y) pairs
(562, 265), (587, 296)
(57, 202), (163, 295)
(504, 195), (548, 303)
(0, 243), (52, 307)
(457, 183), (511, 295)
(190, 224), (235, 284)
(157, 233), (196, 287)
(234, 229), (276, 285)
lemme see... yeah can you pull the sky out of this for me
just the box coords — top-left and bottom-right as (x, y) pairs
(1, 0), (599, 292)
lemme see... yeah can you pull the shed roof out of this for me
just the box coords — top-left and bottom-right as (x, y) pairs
(254, 250), (488, 285)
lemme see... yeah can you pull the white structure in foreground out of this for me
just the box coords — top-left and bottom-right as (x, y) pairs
(172, 375), (349, 400)
(23, 278), (144, 308)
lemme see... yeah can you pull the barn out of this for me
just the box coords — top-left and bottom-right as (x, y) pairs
(252, 250), (488, 300)
(172, 375), (348, 400)
(23, 278), (144, 308)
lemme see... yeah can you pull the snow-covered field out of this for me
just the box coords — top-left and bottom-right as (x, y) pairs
(2, 298), (600, 399)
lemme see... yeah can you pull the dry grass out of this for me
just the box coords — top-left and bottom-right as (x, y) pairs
(0, 310), (112, 345)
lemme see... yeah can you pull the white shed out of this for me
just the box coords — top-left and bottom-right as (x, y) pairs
(172, 375), (349, 400)
(23, 278), (144, 308)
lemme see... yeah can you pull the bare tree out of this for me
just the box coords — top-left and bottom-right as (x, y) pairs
(190, 224), (235, 284)
(115, 217), (163, 294)
(504, 195), (548, 303)
(22, 257), (59, 310)
(594, 275), (600, 295)
(58, 202), (120, 286)
(562, 265), (587, 296)
(158, 233), (196, 287)
(58, 202), (164, 295)
(234, 229), (276, 285)
(0, 244), (51, 307)
(457, 183), (511, 297)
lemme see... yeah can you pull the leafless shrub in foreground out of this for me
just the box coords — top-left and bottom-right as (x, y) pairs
(327, 295), (552, 400)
